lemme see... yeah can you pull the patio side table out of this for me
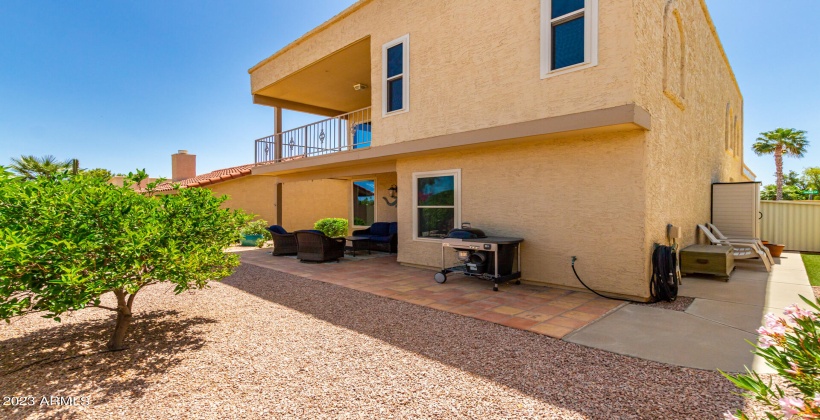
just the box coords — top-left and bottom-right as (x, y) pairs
(344, 236), (371, 257)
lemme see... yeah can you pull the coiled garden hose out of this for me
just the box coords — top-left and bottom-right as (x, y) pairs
(571, 245), (680, 303)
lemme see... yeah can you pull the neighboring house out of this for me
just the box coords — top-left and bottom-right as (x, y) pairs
(247, 0), (754, 300)
(149, 151), (289, 224)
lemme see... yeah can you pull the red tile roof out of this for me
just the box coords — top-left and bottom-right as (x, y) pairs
(149, 164), (254, 192)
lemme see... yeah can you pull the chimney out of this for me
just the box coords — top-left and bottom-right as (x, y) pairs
(171, 150), (196, 181)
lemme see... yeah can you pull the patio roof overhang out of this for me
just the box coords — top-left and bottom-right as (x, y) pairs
(252, 103), (651, 178)
(251, 37), (371, 117)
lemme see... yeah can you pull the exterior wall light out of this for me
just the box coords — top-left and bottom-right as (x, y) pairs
(383, 184), (398, 207)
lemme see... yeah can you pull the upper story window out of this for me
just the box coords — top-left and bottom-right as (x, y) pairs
(541, 0), (598, 78)
(382, 34), (409, 116)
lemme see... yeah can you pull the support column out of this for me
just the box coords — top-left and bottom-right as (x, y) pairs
(276, 182), (283, 226)
(274, 107), (283, 161)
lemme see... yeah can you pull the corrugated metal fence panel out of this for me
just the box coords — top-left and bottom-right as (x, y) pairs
(760, 201), (820, 252)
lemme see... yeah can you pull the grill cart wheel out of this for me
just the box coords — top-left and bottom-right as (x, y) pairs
(515, 280), (521, 285)
(434, 272), (447, 284)
(493, 284), (499, 292)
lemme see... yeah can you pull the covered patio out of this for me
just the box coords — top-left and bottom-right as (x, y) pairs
(238, 249), (623, 338)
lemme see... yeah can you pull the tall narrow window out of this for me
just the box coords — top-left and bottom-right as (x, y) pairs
(353, 180), (376, 227)
(413, 170), (460, 240)
(382, 35), (409, 115)
(541, 0), (598, 78)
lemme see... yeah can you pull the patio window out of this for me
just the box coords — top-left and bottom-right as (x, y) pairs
(413, 170), (461, 240)
(353, 180), (376, 227)
(382, 34), (409, 115)
(540, 0), (598, 78)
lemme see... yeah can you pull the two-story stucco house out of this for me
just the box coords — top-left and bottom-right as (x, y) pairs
(247, 0), (754, 301)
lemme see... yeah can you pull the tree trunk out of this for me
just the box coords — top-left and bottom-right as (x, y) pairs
(775, 147), (784, 201)
(107, 289), (133, 351)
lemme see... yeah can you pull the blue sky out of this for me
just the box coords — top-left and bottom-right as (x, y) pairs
(0, 1), (818, 183)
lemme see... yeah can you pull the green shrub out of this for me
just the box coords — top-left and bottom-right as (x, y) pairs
(722, 295), (820, 419)
(314, 218), (348, 237)
(239, 219), (272, 241)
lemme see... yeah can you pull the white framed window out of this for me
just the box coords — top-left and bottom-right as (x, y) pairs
(352, 178), (377, 227)
(540, 0), (598, 78)
(412, 169), (461, 241)
(382, 34), (410, 116)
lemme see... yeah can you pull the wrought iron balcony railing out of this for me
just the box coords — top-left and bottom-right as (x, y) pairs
(255, 107), (371, 164)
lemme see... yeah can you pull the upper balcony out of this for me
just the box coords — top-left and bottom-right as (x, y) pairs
(251, 36), (372, 165)
(255, 106), (371, 164)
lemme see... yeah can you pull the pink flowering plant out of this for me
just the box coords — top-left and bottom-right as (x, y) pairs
(722, 295), (820, 419)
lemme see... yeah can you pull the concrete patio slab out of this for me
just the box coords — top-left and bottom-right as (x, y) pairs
(564, 305), (758, 372)
(564, 252), (812, 372)
(684, 299), (776, 334)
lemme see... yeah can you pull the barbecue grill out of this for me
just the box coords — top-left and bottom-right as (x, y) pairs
(434, 223), (523, 291)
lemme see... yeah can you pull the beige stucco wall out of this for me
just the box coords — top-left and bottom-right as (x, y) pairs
(251, 0), (636, 147)
(633, 0), (746, 259)
(256, 0), (745, 300)
(282, 179), (349, 231)
(396, 131), (650, 298)
(375, 172), (398, 223)
(205, 176), (279, 224)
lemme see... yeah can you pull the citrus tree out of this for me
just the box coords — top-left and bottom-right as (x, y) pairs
(0, 167), (249, 350)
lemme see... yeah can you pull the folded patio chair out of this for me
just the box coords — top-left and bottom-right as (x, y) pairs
(267, 225), (298, 256)
(696, 225), (771, 272)
(294, 230), (346, 263)
(706, 222), (774, 265)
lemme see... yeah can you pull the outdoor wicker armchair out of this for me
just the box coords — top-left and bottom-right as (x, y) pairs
(294, 230), (346, 262)
(267, 225), (298, 256)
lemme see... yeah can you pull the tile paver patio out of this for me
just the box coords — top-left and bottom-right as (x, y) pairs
(236, 248), (624, 338)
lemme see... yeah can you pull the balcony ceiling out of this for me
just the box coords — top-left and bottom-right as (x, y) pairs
(254, 38), (371, 115)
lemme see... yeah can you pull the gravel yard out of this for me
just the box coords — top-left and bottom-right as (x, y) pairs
(2, 263), (756, 419)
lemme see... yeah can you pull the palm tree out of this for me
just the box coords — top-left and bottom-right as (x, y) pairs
(752, 128), (809, 200)
(8, 155), (72, 180)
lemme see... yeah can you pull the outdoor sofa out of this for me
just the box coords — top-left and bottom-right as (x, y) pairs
(352, 222), (398, 253)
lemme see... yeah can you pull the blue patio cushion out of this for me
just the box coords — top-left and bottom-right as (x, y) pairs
(267, 225), (287, 235)
(368, 235), (393, 243)
(369, 222), (390, 236)
(388, 222), (398, 235)
(305, 230), (324, 235)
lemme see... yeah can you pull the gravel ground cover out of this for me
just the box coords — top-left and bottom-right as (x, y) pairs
(635, 296), (695, 312)
(2, 263), (758, 419)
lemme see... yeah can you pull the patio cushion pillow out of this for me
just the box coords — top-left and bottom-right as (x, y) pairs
(369, 235), (393, 243)
(268, 225), (287, 235)
(369, 222), (390, 236)
(388, 222), (398, 235)
(306, 229), (324, 235)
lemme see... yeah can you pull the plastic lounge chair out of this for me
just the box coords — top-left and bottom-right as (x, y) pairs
(706, 222), (774, 265)
(697, 225), (771, 272)
(267, 225), (298, 256)
(294, 230), (346, 263)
